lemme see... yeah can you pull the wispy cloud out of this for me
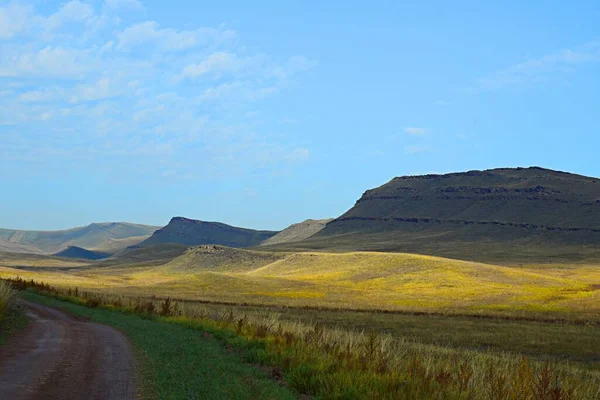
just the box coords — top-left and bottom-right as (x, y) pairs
(103, 0), (144, 11)
(0, 0), (316, 181)
(116, 21), (236, 52)
(0, 2), (33, 39)
(404, 127), (428, 136)
(477, 40), (600, 90)
(404, 145), (431, 155)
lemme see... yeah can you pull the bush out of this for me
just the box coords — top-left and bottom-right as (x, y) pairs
(0, 280), (16, 315)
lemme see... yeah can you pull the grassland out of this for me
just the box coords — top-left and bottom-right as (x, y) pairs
(1, 246), (599, 397)
(12, 284), (600, 399)
(21, 291), (296, 400)
(0, 248), (597, 320)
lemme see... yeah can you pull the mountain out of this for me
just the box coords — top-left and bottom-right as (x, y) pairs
(53, 246), (109, 260)
(137, 217), (278, 248)
(286, 167), (600, 262)
(259, 219), (333, 246)
(0, 222), (158, 255)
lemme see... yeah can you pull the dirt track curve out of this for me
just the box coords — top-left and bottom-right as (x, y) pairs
(0, 300), (137, 400)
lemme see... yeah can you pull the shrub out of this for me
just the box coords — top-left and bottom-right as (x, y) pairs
(0, 280), (16, 314)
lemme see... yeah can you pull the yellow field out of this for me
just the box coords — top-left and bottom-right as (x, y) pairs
(1, 247), (598, 320)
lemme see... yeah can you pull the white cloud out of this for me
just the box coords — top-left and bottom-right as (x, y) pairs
(0, 2), (315, 181)
(44, 0), (95, 30)
(477, 40), (600, 90)
(404, 145), (430, 155)
(20, 88), (66, 102)
(0, 46), (92, 78)
(180, 52), (239, 79)
(70, 78), (122, 103)
(117, 21), (236, 52)
(104, 0), (144, 10)
(403, 127), (428, 136)
(198, 81), (279, 102)
(0, 2), (33, 39)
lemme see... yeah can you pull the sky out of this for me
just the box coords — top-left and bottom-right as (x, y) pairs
(1, 0), (600, 231)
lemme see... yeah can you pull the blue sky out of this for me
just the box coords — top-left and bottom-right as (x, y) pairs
(1, 0), (599, 231)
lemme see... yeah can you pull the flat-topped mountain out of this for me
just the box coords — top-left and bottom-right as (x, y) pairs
(137, 217), (278, 248)
(0, 222), (158, 255)
(259, 219), (333, 246)
(290, 167), (600, 261)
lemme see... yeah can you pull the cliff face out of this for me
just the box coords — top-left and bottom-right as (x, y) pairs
(307, 167), (600, 260)
(322, 167), (600, 232)
(138, 217), (278, 248)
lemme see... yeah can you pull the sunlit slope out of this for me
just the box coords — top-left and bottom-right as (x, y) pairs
(0, 247), (597, 318)
(159, 245), (285, 273)
(244, 252), (598, 312)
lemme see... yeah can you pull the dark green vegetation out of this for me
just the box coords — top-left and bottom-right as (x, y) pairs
(0, 306), (28, 345)
(138, 217), (278, 248)
(0, 222), (158, 255)
(259, 219), (333, 246)
(53, 246), (109, 260)
(21, 291), (296, 400)
(272, 167), (600, 263)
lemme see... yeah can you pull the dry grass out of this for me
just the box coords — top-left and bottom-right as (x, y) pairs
(12, 279), (600, 399)
(0, 249), (598, 321)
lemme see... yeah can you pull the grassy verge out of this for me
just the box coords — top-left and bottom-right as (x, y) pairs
(0, 280), (27, 344)
(21, 291), (296, 400)
(14, 279), (600, 400)
(0, 305), (28, 345)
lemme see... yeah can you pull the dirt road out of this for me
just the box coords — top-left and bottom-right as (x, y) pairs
(0, 300), (137, 400)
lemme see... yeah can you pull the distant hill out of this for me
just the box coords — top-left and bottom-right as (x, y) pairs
(0, 222), (158, 255)
(53, 246), (109, 260)
(259, 219), (332, 246)
(137, 217), (278, 248)
(284, 167), (600, 262)
(160, 245), (285, 273)
(97, 243), (189, 267)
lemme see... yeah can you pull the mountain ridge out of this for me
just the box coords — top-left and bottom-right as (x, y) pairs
(279, 167), (600, 262)
(137, 217), (278, 248)
(0, 222), (158, 254)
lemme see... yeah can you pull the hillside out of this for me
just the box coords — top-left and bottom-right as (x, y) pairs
(285, 167), (600, 262)
(259, 219), (332, 246)
(161, 245), (285, 273)
(138, 217), (278, 248)
(0, 222), (158, 255)
(53, 246), (109, 260)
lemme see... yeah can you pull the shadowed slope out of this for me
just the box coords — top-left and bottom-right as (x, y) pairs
(282, 167), (600, 262)
(259, 219), (332, 246)
(53, 246), (109, 260)
(138, 217), (278, 248)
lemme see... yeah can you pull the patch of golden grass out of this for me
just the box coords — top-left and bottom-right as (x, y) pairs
(1, 249), (598, 320)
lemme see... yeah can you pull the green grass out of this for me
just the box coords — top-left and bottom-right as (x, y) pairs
(17, 284), (600, 400)
(21, 291), (296, 400)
